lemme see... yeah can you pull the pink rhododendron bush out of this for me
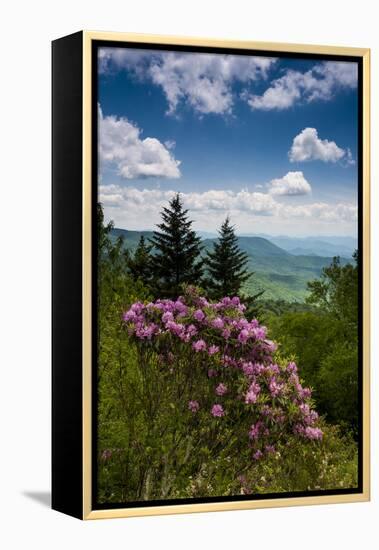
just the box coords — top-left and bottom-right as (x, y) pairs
(119, 286), (329, 498)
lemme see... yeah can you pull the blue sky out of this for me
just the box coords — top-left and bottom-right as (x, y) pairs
(98, 47), (358, 237)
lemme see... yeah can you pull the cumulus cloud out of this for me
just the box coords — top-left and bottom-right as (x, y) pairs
(149, 52), (275, 115)
(282, 201), (357, 223)
(100, 185), (278, 216)
(245, 61), (358, 111)
(288, 128), (350, 164)
(99, 183), (357, 232)
(268, 171), (312, 196)
(99, 48), (153, 76)
(99, 47), (276, 115)
(98, 105), (181, 179)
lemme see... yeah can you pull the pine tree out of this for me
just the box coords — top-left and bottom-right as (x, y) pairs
(97, 202), (130, 288)
(128, 235), (153, 288)
(150, 193), (203, 298)
(97, 202), (114, 256)
(204, 217), (251, 299)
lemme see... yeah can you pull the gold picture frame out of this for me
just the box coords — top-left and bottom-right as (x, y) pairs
(52, 31), (370, 520)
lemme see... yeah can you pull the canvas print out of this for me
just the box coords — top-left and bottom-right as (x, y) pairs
(95, 44), (361, 506)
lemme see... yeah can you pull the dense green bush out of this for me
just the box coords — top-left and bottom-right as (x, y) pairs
(266, 254), (359, 435)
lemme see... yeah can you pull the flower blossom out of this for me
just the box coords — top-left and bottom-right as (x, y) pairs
(165, 320), (184, 336)
(211, 317), (224, 329)
(287, 361), (298, 373)
(188, 400), (200, 413)
(269, 377), (284, 397)
(238, 329), (250, 344)
(215, 383), (228, 396)
(208, 345), (219, 356)
(245, 381), (261, 404)
(222, 328), (231, 339)
(304, 426), (323, 440)
(186, 324), (198, 338)
(194, 309), (205, 322)
(211, 404), (225, 417)
(249, 422), (262, 440)
(162, 311), (174, 323)
(193, 339), (207, 352)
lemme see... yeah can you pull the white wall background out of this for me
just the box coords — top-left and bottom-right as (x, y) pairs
(1, 1), (377, 548)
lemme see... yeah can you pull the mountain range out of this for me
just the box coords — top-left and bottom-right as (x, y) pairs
(110, 228), (353, 302)
(239, 234), (357, 258)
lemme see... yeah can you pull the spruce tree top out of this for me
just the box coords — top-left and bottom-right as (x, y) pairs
(150, 193), (203, 298)
(204, 216), (250, 299)
(128, 235), (153, 284)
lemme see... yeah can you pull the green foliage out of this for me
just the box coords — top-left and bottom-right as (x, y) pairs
(204, 217), (263, 317)
(268, 253), (359, 435)
(318, 343), (359, 433)
(307, 251), (359, 329)
(268, 311), (340, 391)
(98, 203), (130, 290)
(237, 424), (358, 495)
(257, 299), (316, 323)
(97, 204), (152, 502)
(96, 203), (359, 503)
(150, 193), (204, 298)
(204, 217), (253, 298)
(111, 227), (347, 302)
(128, 236), (154, 291)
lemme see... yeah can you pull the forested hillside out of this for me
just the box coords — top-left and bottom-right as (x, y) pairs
(110, 227), (348, 301)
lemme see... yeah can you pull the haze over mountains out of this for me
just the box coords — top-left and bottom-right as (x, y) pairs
(241, 234), (357, 259)
(111, 228), (356, 302)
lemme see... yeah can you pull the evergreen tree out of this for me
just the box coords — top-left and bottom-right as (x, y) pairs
(150, 193), (203, 298)
(128, 236), (154, 289)
(97, 202), (130, 294)
(204, 217), (251, 299)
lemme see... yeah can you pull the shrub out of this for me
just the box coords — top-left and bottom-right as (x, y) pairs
(109, 286), (324, 500)
(232, 423), (358, 496)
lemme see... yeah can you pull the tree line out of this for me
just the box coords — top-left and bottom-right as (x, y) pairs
(102, 192), (261, 302)
(267, 252), (359, 436)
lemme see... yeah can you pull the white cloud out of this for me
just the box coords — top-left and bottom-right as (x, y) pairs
(100, 185), (278, 216)
(98, 105), (181, 179)
(282, 202), (357, 223)
(99, 183), (357, 233)
(149, 52), (275, 115)
(245, 61), (358, 110)
(345, 148), (356, 166)
(99, 47), (276, 115)
(183, 188), (278, 215)
(289, 128), (349, 163)
(99, 48), (153, 76)
(268, 171), (312, 196)
(99, 50), (357, 117)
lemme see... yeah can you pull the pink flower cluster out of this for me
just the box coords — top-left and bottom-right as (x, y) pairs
(123, 287), (323, 459)
(211, 404), (225, 417)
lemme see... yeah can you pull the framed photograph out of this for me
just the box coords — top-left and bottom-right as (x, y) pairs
(52, 31), (370, 520)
